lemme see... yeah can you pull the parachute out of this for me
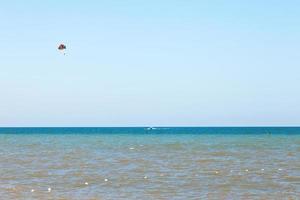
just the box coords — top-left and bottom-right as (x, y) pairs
(58, 44), (66, 55)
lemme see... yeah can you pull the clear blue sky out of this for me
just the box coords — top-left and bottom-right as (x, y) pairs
(1, 0), (300, 126)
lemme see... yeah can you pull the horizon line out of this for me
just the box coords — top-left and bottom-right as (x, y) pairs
(1, 126), (300, 128)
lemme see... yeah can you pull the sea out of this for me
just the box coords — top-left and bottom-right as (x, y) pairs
(0, 127), (299, 200)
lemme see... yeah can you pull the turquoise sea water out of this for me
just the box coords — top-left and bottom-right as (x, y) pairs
(0, 127), (299, 199)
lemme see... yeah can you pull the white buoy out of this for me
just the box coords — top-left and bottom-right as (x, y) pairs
(104, 178), (108, 182)
(48, 187), (51, 192)
(85, 182), (89, 185)
(31, 189), (35, 193)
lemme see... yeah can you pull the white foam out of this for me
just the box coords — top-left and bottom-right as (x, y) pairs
(261, 169), (264, 171)
(85, 182), (89, 185)
(48, 188), (51, 192)
(245, 169), (249, 172)
(144, 176), (148, 179)
(129, 147), (135, 150)
(278, 168), (282, 171)
(31, 189), (35, 193)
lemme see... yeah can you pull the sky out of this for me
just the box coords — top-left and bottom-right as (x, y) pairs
(1, 0), (300, 127)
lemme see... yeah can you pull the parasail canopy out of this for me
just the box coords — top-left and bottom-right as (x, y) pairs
(58, 44), (66, 50)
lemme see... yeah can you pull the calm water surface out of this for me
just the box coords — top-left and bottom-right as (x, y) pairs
(0, 127), (299, 199)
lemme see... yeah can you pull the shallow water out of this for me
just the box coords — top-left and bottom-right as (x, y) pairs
(0, 127), (299, 199)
